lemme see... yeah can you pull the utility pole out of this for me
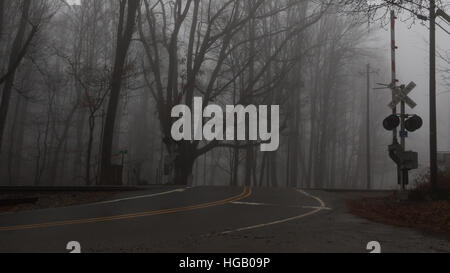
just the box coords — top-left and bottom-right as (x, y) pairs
(360, 62), (379, 190)
(413, 2), (450, 191)
(400, 89), (408, 190)
(430, 0), (438, 191)
(390, 10), (402, 189)
(382, 4), (450, 193)
(366, 64), (371, 190)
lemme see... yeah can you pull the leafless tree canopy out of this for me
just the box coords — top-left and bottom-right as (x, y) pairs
(0, 0), (429, 188)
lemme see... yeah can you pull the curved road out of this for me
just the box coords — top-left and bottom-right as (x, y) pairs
(0, 186), (449, 253)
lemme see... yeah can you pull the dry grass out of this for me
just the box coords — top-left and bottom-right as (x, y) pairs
(0, 191), (116, 214)
(348, 194), (450, 236)
(347, 170), (450, 236)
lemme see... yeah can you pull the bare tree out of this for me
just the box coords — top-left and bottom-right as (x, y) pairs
(100, 0), (140, 185)
(0, 0), (37, 152)
(137, 0), (330, 185)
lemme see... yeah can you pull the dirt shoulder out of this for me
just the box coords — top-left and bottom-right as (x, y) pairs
(347, 193), (450, 238)
(0, 185), (181, 215)
(0, 191), (117, 214)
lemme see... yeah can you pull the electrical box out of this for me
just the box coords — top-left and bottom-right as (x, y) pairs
(399, 151), (418, 171)
(437, 152), (450, 171)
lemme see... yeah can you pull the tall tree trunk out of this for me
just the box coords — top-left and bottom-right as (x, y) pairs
(73, 109), (86, 182)
(173, 142), (195, 185)
(0, 0), (4, 43)
(13, 96), (27, 184)
(232, 146), (239, 186)
(270, 152), (277, 187)
(49, 104), (78, 186)
(86, 113), (95, 185)
(7, 94), (21, 185)
(245, 1), (256, 187)
(0, 0), (32, 153)
(100, 0), (139, 185)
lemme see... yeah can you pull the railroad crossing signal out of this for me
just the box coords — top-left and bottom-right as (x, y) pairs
(388, 82), (417, 109)
(383, 114), (400, 131)
(380, 80), (422, 187)
(383, 114), (423, 133)
(388, 141), (418, 177)
(405, 115), (423, 132)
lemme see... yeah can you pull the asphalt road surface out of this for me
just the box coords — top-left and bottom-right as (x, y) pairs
(0, 186), (449, 253)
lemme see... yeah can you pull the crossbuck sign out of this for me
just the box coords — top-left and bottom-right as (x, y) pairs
(388, 82), (417, 109)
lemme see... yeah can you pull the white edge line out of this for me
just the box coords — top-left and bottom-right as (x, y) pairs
(302, 206), (332, 210)
(85, 187), (191, 206)
(296, 189), (326, 208)
(231, 202), (331, 210)
(222, 188), (328, 234)
(231, 201), (274, 206)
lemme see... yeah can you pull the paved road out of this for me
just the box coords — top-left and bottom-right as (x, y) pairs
(0, 186), (449, 253)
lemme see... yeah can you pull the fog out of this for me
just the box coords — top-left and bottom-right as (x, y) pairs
(378, 13), (450, 180)
(0, 0), (449, 190)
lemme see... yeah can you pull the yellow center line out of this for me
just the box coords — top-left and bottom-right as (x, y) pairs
(0, 187), (252, 232)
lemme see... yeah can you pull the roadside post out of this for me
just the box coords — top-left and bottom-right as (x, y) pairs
(385, 82), (421, 190)
(377, 11), (422, 195)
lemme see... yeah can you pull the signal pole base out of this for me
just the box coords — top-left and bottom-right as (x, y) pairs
(396, 190), (410, 202)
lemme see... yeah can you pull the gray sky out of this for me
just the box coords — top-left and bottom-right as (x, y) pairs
(62, 0), (450, 168)
(383, 15), (450, 167)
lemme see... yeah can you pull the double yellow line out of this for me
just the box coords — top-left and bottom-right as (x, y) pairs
(0, 187), (252, 232)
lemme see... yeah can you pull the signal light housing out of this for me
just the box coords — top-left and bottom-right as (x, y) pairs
(405, 115), (423, 132)
(383, 114), (400, 131)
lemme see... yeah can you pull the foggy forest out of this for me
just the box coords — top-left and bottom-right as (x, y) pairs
(0, 0), (448, 189)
